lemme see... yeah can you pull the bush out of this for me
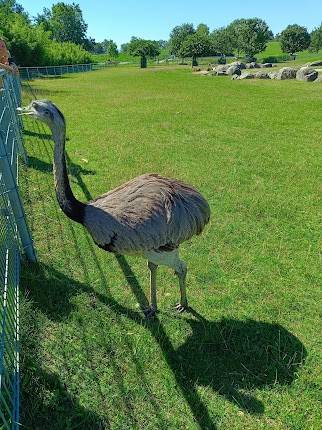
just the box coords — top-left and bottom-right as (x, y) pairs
(261, 54), (290, 63)
(43, 41), (92, 66)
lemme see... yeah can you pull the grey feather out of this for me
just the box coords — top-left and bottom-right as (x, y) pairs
(84, 173), (210, 254)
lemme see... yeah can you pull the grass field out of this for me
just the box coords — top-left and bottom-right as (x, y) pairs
(20, 66), (321, 430)
(257, 41), (322, 65)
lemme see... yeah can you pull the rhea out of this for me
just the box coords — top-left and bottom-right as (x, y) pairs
(19, 100), (211, 317)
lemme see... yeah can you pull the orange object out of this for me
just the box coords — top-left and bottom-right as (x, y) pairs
(0, 39), (9, 65)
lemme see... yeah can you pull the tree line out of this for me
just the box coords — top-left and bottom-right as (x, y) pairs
(1, 0), (322, 67)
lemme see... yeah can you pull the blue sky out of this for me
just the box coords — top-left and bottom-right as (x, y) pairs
(20, 0), (322, 46)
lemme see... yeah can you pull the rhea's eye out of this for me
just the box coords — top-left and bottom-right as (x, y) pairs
(44, 109), (50, 115)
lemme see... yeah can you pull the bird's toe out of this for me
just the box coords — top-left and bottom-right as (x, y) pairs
(175, 303), (188, 313)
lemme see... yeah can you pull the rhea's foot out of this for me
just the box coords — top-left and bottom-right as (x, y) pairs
(143, 305), (157, 319)
(175, 303), (188, 313)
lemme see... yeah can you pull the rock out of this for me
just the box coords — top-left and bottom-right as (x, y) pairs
(230, 61), (246, 70)
(238, 72), (255, 79)
(314, 75), (322, 82)
(245, 62), (258, 69)
(213, 64), (230, 74)
(231, 74), (240, 80)
(259, 63), (273, 68)
(216, 71), (227, 76)
(194, 70), (210, 76)
(268, 72), (278, 79)
(250, 62), (259, 68)
(276, 67), (297, 80)
(296, 66), (318, 82)
(308, 60), (322, 67)
(227, 65), (242, 76)
(254, 71), (270, 79)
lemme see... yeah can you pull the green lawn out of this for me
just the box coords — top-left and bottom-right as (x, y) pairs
(257, 41), (322, 65)
(20, 66), (321, 430)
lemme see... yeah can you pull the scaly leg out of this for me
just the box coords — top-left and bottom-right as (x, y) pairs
(144, 249), (189, 313)
(175, 261), (188, 313)
(144, 261), (158, 318)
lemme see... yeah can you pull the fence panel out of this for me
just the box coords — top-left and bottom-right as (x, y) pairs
(0, 68), (35, 429)
(18, 62), (114, 80)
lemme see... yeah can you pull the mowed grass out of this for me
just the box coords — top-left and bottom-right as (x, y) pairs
(19, 67), (321, 430)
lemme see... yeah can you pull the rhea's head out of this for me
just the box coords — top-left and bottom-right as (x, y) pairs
(17, 99), (65, 131)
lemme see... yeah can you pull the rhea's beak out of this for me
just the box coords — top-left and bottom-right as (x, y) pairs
(16, 105), (35, 116)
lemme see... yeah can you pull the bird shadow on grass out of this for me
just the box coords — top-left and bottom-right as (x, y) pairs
(22, 256), (307, 430)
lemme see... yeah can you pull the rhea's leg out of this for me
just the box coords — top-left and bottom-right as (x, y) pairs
(175, 260), (188, 313)
(144, 249), (189, 313)
(144, 261), (158, 318)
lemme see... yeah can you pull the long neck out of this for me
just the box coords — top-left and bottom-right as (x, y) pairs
(52, 125), (85, 224)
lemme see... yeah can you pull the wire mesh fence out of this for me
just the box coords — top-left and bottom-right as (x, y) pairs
(18, 62), (115, 80)
(0, 68), (35, 429)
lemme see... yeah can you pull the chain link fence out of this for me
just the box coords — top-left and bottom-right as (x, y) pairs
(0, 68), (35, 429)
(18, 62), (115, 80)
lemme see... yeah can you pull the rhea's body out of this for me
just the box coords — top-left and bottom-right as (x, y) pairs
(19, 100), (211, 317)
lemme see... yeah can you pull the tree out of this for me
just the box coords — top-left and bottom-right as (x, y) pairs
(196, 23), (210, 36)
(105, 39), (118, 57)
(120, 42), (129, 53)
(157, 40), (168, 49)
(34, 7), (52, 32)
(211, 27), (234, 56)
(280, 24), (310, 55)
(179, 33), (211, 66)
(36, 2), (88, 46)
(128, 38), (160, 68)
(310, 24), (322, 53)
(169, 23), (195, 56)
(228, 18), (271, 59)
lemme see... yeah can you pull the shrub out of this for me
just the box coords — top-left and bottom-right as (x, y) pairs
(261, 54), (290, 63)
(43, 41), (92, 66)
(0, 5), (92, 66)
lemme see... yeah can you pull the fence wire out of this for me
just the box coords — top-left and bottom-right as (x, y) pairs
(19, 62), (113, 80)
(0, 69), (35, 430)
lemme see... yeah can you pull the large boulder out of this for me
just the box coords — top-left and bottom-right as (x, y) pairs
(276, 67), (297, 80)
(238, 72), (255, 79)
(227, 65), (242, 76)
(308, 60), (322, 67)
(254, 71), (270, 79)
(296, 66), (318, 82)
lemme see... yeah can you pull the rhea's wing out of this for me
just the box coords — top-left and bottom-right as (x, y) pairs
(84, 174), (210, 253)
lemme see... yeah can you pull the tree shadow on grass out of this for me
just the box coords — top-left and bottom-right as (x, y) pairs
(22, 260), (307, 430)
